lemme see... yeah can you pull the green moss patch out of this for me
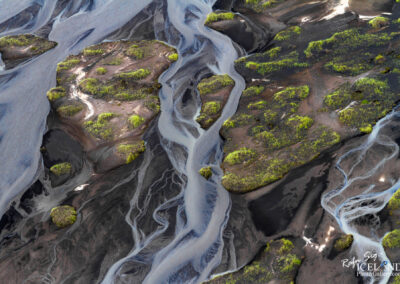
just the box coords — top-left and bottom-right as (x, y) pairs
(117, 141), (146, 164)
(57, 58), (80, 72)
(50, 205), (77, 228)
(304, 29), (391, 58)
(83, 48), (104, 56)
(96, 67), (107, 75)
(197, 74), (234, 95)
(199, 166), (213, 180)
(84, 112), (115, 140)
(47, 87), (66, 101)
(323, 77), (395, 131)
(50, 162), (72, 176)
(334, 234), (353, 251)
(383, 229), (400, 249)
(168, 53), (178, 61)
(369, 17), (389, 29)
(244, 51), (308, 76)
(128, 114), (145, 128)
(117, 68), (151, 80)
(224, 147), (256, 166)
(274, 26), (301, 41)
(205, 12), (235, 24)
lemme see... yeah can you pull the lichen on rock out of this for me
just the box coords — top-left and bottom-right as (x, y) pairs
(50, 205), (77, 228)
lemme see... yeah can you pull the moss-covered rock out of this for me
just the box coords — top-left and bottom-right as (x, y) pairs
(199, 166), (213, 180)
(197, 74), (234, 95)
(334, 234), (354, 251)
(117, 141), (146, 164)
(84, 113), (115, 140)
(383, 229), (400, 249)
(205, 12), (235, 24)
(50, 205), (77, 228)
(369, 16), (390, 29)
(47, 87), (66, 102)
(50, 162), (72, 176)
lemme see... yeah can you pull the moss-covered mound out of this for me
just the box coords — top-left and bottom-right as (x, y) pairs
(0, 34), (56, 68)
(334, 234), (353, 251)
(199, 166), (213, 180)
(205, 12), (235, 24)
(50, 162), (72, 176)
(209, 238), (302, 284)
(50, 205), (77, 228)
(117, 141), (146, 164)
(196, 74), (235, 129)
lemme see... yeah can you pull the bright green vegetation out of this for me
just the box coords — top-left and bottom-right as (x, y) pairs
(369, 17), (389, 29)
(248, 100), (267, 109)
(50, 205), (77, 228)
(278, 239), (294, 254)
(114, 88), (150, 101)
(197, 74), (234, 95)
(126, 44), (144, 59)
(84, 112), (115, 140)
(375, 54), (385, 64)
(117, 68), (151, 80)
(199, 166), (213, 180)
(196, 101), (223, 128)
(334, 234), (354, 251)
(392, 275), (400, 284)
(96, 67), (107, 75)
(245, 51), (308, 75)
(47, 87), (66, 101)
(304, 29), (391, 58)
(278, 254), (302, 273)
(57, 58), (80, 72)
(205, 12), (235, 24)
(387, 189), (400, 213)
(383, 229), (400, 249)
(224, 147), (256, 166)
(243, 85), (265, 97)
(83, 48), (104, 56)
(168, 53), (178, 61)
(0, 35), (34, 46)
(50, 162), (72, 176)
(323, 77), (394, 132)
(208, 238), (301, 284)
(57, 104), (83, 117)
(324, 54), (373, 76)
(128, 114), (145, 128)
(117, 141), (146, 164)
(274, 26), (301, 41)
